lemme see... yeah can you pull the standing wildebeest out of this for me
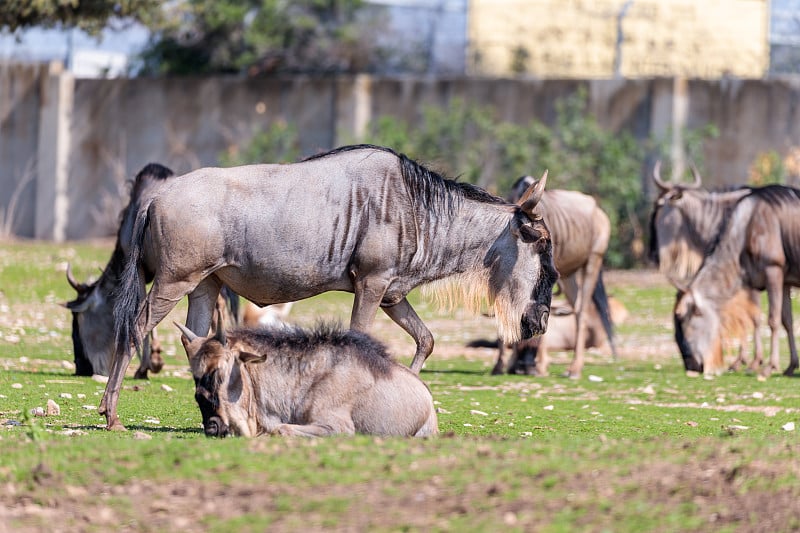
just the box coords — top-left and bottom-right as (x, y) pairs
(99, 144), (557, 430)
(64, 163), (240, 378)
(649, 161), (763, 374)
(492, 175), (616, 378)
(177, 321), (438, 438)
(675, 185), (800, 377)
(499, 296), (627, 374)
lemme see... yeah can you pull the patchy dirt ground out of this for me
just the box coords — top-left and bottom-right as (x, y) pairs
(3, 439), (799, 532)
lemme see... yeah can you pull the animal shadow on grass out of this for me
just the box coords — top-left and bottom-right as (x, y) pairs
(67, 424), (203, 435)
(421, 368), (489, 376)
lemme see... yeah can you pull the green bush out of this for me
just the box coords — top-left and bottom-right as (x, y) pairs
(219, 120), (300, 166)
(219, 92), (721, 268)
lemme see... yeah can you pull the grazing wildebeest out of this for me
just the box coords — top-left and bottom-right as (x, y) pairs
(674, 289), (761, 374)
(64, 163), (174, 378)
(675, 185), (800, 377)
(177, 321), (438, 438)
(498, 296), (627, 375)
(64, 163), (240, 378)
(492, 175), (616, 378)
(649, 161), (763, 373)
(99, 144), (557, 430)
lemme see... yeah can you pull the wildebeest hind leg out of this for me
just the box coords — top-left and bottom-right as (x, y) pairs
(383, 298), (434, 374)
(100, 282), (189, 430)
(780, 286), (798, 376)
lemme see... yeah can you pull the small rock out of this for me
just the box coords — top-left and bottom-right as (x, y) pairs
(751, 391), (764, 399)
(436, 407), (451, 414)
(685, 370), (700, 378)
(588, 375), (603, 382)
(782, 422), (795, 432)
(82, 405), (96, 410)
(46, 399), (60, 416)
(144, 418), (160, 425)
(29, 407), (45, 417)
(543, 405), (554, 411)
(61, 360), (75, 370)
(685, 421), (698, 427)
(5, 335), (20, 344)
(160, 384), (173, 392)
(470, 410), (488, 416)
(59, 393), (72, 399)
(11, 383), (22, 389)
(642, 384), (655, 395)
(757, 374), (767, 382)
(132, 431), (152, 440)
(91, 374), (109, 384)
(19, 356), (29, 363)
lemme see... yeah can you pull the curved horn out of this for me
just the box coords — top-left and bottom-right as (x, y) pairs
(519, 170), (547, 214)
(174, 321), (199, 342)
(688, 162), (702, 188)
(65, 263), (87, 292)
(652, 160), (670, 190)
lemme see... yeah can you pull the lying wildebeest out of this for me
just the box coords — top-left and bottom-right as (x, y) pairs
(177, 321), (438, 437)
(496, 296), (627, 374)
(242, 301), (294, 328)
(649, 161), (763, 374)
(674, 289), (761, 374)
(492, 175), (616, 378)
(64, 163), (240, 378)
(98, 144), (557, 430)
(675, 185), (800, 377)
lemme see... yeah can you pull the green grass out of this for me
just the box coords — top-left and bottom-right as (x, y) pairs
(1, 240), (800, 532)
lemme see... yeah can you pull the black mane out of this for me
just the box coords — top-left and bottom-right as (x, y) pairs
(232, 322), (394, 379)
(304, 144), (506, 216)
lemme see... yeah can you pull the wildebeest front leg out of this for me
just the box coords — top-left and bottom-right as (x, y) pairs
(383, 298), (434, 374)
(350, 273), (389, 333)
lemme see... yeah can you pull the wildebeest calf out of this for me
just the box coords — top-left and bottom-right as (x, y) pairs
(177, 322), (438, 438)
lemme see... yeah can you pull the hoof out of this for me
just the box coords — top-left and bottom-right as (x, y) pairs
(133, 368), (149, 380)
(783, 366), (797, 377)
(491, 364), (505, 376)
(562, 370), (582, 380)
(106, 418), (127, 432)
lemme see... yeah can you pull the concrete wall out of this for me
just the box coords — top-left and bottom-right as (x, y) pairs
(4, 66), (800, 240)
(469, 0), (769, 79)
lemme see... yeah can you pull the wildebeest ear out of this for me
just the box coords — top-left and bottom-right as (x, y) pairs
(518, 170), (547, 215)
(238, 351), (266, 365)
(517, 224), (543, 244)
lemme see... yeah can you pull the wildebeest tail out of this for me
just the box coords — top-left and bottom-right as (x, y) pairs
(112, 198), (152, 356)
(592, 271), (618, 360)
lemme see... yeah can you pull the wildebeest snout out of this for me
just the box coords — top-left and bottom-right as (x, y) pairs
(521, 303), (550, 338)
(204, 416), (230, 438)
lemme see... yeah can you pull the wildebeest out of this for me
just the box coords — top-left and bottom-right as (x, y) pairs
(99, 144), (557, 430)
(242, 301), (294, 328)
(64, 163), (240, 378)
(494, 296), (627, 375)
(177, 321), (438, 438)
(675, 185), (800, 377)
(493, 175), (616, 378)
(649, 161), (763, 373)
(674, 289), (762, 374)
